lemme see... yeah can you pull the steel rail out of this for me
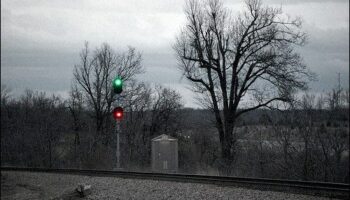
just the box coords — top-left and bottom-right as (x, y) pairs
(1, 167), (349, 198)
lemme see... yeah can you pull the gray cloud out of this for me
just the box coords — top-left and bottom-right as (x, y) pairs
(264, 0), (348, 4)
(1, 0), (349, 107)
(298, 25), (349, 91)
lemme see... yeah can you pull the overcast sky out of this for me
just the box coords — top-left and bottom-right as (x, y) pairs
(1, 0), (349, 107)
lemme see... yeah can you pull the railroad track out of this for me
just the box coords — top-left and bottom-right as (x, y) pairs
(1, 167), (349, 199)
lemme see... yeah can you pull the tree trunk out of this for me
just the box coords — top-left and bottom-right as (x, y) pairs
(335, 151), (342, 182)
(303, 138), (309, 181)
(49, 137), (52, 168)
(220, 138), (235, 175)
(218, 119), (235, 176)
(259, 130), (265, 177)
(74, 132), (81, 168)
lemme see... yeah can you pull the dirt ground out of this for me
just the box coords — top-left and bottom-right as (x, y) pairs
(1, 170), (344, 200)
(1, 171), (86, 200)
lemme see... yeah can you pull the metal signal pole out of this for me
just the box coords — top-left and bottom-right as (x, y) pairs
(112, 76), (123, 170)
(116, 120), (121, 169)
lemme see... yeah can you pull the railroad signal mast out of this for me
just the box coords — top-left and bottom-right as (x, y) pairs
(112, 76), (123, 169)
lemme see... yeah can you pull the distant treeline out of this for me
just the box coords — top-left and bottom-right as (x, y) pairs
(1, 86), (349, 183)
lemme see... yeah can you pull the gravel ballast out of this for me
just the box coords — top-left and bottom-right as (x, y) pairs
(1, 171), (341, 200)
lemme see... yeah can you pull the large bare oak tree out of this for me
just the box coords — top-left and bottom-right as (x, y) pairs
(174, 0), (314, 174)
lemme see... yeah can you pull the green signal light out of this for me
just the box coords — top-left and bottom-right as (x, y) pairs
(114, 78), (122, 86)
(113, 76), (123, 94)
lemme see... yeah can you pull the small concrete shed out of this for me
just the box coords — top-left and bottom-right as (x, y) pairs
(151, 134), (178, 173)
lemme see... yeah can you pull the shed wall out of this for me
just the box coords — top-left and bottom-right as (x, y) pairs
(151, 139), (178, 173)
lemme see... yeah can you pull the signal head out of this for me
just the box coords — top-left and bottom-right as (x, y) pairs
(113, 107), (123, 121)
(113, 76), (123, 94)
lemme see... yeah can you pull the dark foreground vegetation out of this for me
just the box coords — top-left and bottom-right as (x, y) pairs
(1, 85), (349, 183)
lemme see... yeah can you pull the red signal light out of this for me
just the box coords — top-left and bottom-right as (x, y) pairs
(113, 107), (123, 120)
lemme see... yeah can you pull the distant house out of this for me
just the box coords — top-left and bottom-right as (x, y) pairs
(151, 134), (178, 173)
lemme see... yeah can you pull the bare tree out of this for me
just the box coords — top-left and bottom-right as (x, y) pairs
(342, 89), (349, 109)
(73, 42), (143, 136)
(16, 90), (67, 168)
(316, 124), (332, 181)
(122, 81), (153, 167)
(174, 0), (313, 174)
(298, 93), (317, 180)
(1, 84), (12, 106)
(68, 84), (84, 168)
(149, 86), (183, 137)
(119, 84), (183, 169)
(324, 87), (349, 182)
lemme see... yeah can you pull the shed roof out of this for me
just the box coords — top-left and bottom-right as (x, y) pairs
(152, 134), (177, 141)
